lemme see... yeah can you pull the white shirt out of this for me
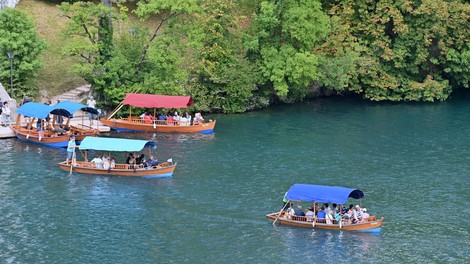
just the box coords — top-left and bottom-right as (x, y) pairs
(87, 98), (96, 108)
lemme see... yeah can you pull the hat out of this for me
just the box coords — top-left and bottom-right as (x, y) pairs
(297, 205), (302, 209)
(70, 135), (75, 139)
(363, 208), (367, 212)
(90, 96), (94, 99)
(355, 205), (360, 208)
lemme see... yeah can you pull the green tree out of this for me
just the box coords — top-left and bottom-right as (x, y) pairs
(321, 0), (469, 101)
(246, 0), (330, 102)
(182, 0), (262, 113)
(0, 8), (46, 99)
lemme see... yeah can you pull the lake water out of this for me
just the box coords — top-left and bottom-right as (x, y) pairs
(1, 93), (469, 263)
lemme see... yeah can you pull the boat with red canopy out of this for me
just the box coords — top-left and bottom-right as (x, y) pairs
(100, 93), (216, 134)
(266, 184), (384, 232)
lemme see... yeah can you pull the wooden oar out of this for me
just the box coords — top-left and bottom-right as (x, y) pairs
(107, 90), (139, 119)
(69, 146), (76, 175)
(272, 202), (289, 226)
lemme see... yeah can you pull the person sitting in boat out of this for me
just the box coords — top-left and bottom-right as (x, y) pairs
(126, 153), (134, 164)
(184, 112), (191, 126)
(166, 114), (175, 126)
(361, 208), (370, 221)
(316, 206), (326, 223)
(286, 204), (295, 220)
(305, 207), (315, 222)
(343, 208), (353, 224)
(325, 210), (334, 224)
(193, 113), (204, 124)
(334, 211), (341, 224)
(143, 112), (153, 124)
(146, 155), (159, 167)
(102, 155), (110, 170)
(157, 112), (167, 121)
(110, 157), (116, 169)
(332, 203), (339, 214)
(323, 203), (331, 215)
(352, 205), (362, 223)
(294, 205), (305, 221)
(91, 156), (103, 169)
(173, 112), (180, 123)
(136, 154), (145, 165)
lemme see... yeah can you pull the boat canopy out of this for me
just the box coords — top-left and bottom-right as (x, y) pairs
(53, 101), (99, 115)
(285, 184), (364, 204)
(79, 137), (156, 152)
(16, 102), (71, 119)
(122, 93), (194, 108)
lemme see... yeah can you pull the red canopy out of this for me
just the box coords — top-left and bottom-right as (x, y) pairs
(122, 93), (194, 108)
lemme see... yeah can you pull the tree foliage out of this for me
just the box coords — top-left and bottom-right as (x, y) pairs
(246, 0), (330, 102)
(55, 0), (470, 112)
(0, 8), (46, 98)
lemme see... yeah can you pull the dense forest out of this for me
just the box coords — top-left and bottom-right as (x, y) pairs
(0, 0), (469, 113)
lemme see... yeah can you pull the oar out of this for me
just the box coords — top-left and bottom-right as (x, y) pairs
(272, 202), (289, 226)
(69, 146), (75, 175)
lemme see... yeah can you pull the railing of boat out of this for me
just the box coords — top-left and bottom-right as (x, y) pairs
(73, 161), (171, 170)
(281, 213), (378, 224)
(119, 117), (206, 127)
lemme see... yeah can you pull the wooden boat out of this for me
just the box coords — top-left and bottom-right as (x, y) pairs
(58, 136), (177, 177)
(100, 93), (216, 134)
(267, 184), (384, 232)
(14, 102), (99, 147)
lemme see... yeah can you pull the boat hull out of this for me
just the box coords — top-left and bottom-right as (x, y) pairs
(266, 213), (384, 232)
(100, 118), (216, 134)
(58, 161), (177, 177)
(14, 129), (95, 147)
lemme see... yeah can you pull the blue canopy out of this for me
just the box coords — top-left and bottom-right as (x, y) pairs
(53, 101), (99, 116)
(79, 137), (156, 152)
(285, 184), (364, 204)
(16, 102), (71, 119)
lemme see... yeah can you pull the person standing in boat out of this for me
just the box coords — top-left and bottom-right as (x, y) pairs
(2, 101), (11, 126)
(87, 96), (97, 126)
(282, 192), (290, 210)
(66, 136), (76, 164)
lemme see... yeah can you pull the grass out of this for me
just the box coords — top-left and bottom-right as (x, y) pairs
(17, 0), (87, 100)
(16, 0), (162, 101)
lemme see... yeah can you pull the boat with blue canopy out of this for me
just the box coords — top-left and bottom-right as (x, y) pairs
(58, 136), (177, 177)
(13, 101), (99, 147)
(266, 184), (384, 232)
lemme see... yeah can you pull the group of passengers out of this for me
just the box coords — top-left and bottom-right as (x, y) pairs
(90, 154), (116, 169)
(140, 111), (204, 126)
(285, 202), (371, 224)
(125, 153), (159, 168)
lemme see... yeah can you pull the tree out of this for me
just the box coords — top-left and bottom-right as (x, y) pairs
(0, 8), (46, 99)
(181, 0), (262, 112)
(246, 0), (330, 102)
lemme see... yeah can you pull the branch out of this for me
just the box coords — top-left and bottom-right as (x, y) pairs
(79, 18), (96, 45)
(135, 12), (183, 74)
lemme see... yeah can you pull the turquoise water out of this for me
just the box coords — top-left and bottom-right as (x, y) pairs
(1, 93), (469, 263)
